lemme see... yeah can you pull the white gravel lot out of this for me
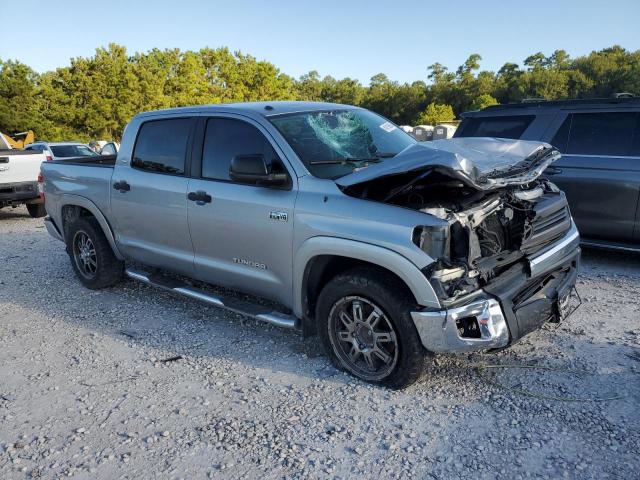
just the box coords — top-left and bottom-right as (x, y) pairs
(0, 205), (639, 480)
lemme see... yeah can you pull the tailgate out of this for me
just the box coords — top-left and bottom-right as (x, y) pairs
(0, 151), (46, 184)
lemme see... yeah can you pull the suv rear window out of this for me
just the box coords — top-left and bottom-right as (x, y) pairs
(132, 118), (192, 175)
(457, 115), (534, 139)
(551, 112), (639, 156)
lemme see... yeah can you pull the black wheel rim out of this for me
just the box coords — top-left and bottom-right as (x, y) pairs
(73, 231), (97, 279)
(328, 296), (399, 381)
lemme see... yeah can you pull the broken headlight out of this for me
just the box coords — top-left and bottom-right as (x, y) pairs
(412, 224), (450, 259)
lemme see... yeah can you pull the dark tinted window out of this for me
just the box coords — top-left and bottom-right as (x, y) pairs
(132, 118), (191, 175)
(202, 118), (280, 181)
(50, 145), (97, 157)
(566, 112), (637, 156)
(632, 115), (640, 156)
(549, 115), (572, 152)
(458, 115), (534, 139)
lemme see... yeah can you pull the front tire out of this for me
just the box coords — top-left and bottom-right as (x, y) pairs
(316, 266), (426, 389)
(66, 216), (124, 289)
(26, 203), (46, 218)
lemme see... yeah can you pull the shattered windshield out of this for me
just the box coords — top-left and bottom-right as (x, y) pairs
(269, 109), (415, 179)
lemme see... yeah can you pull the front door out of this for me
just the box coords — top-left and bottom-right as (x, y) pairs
(545, 110), (640, 243)
(110, 117), (196, 274)
(186, 116), (297, 306)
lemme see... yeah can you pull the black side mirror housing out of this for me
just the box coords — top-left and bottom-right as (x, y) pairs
(229, 154), (289, 187)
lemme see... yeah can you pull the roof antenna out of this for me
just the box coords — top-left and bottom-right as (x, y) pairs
(264, 105), (274, 111)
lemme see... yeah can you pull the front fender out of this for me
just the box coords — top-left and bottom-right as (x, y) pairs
(293, 236), (440, 318)
(53, 194), (124, 260)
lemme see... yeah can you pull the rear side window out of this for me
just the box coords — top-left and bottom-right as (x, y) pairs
(132, 118), (192, 175)
(457, 115), (534, 139)
(201, 118), (279, 181)
(563, 112), (638, 156)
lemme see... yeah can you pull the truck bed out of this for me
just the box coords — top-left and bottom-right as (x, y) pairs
(41, 156), (116, 223)
(55, 154), (117, 167)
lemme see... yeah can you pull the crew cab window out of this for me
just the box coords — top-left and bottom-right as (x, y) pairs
(457, 115), (534, 139)
(132, 118), (191, 175)
(202, 118), (283, 181)
(556, 112), (639, 157)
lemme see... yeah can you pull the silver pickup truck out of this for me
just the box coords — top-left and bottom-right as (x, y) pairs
(41, 102), (581, 388)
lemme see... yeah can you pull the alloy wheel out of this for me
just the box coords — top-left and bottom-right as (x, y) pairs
(73, 231), (97, 279)
(328, 296), (399, 381)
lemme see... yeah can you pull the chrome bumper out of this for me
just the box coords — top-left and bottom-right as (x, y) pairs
(411, 297), (509, 353)
(412, 223), (580, 353)
(44, 216), (64, 242)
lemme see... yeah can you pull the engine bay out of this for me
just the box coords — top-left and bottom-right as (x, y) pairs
(342, 170), (571, 303)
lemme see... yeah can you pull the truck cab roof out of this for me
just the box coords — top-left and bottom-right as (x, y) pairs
(134, 101), (357, 121)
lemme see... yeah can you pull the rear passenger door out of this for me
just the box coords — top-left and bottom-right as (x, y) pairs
(110, 117), (196, 274)
(544, 111), (640, 244)
(186, 116), (297, 306)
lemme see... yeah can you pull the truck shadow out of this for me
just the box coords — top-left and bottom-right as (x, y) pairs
(0, 207), (33, 220)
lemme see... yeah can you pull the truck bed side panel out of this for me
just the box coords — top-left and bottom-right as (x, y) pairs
(42, 163), (114, 236)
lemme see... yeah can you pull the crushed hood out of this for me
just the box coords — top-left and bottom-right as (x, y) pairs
(336, 137), (561, 191)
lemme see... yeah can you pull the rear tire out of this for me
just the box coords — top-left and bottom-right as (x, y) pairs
(66, 216), (124, 289)
(316, 266), (426, 389)
(26, 203), (46, 218)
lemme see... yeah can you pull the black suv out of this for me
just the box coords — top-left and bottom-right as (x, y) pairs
(455, 97), (640, 251)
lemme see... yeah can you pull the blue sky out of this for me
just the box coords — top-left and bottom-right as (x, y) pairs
(1, 0), (639, 83)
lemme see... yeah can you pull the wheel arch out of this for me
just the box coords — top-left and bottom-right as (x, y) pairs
(294, 237), (440, 333)
(58, 195), (124, 260)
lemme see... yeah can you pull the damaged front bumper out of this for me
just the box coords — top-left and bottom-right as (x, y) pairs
(411, 223), (580, 354)
(411, 297), (510, 353)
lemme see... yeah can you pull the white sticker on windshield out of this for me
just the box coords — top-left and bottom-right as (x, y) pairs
(379, 122), (397, 133)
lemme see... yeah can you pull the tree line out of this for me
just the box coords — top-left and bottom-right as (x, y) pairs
(1, 44), (638, 141)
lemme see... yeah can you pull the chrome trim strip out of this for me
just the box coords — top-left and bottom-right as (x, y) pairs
(528, 223), (580, 277)
(174, 287), (224, 307)
(581, 240), (640, 253)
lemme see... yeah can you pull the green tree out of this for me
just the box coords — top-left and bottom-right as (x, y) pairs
(0, 59), (43, 134)
(470, 94), (499, 110)
(1, 44), (639, 141)
(416, 103), (455, 125)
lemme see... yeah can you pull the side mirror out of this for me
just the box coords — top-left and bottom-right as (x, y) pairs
(229, 154), (289, 187)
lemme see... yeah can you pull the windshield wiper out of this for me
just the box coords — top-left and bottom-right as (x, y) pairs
(309, 157), (385, 165)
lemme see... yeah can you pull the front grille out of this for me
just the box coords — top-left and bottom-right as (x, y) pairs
(521, 193), (571, 253)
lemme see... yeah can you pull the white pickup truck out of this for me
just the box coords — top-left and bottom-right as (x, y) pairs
(0, 134), (47, 217)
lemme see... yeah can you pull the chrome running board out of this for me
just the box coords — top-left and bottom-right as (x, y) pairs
(125, 268), (299, 330)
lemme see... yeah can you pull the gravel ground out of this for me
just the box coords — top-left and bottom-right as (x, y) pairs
(1, 205), (639, 480)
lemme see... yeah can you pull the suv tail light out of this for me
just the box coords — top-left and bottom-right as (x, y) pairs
(45, 154), (53, 162)
(37, 172), (45, 201)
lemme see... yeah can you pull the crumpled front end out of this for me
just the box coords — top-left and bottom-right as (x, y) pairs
(338, 137), (581, 353)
